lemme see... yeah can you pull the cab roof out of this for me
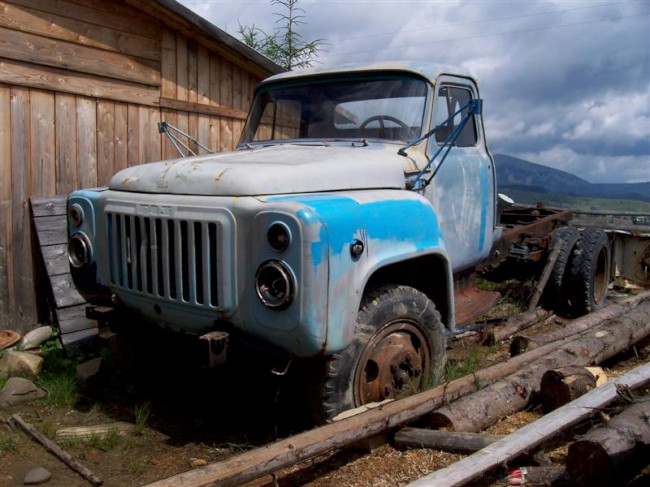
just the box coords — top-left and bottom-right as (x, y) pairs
(259, 61), (476, 86)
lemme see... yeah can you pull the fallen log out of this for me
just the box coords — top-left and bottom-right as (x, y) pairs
(407, 361), (650, 487)
(142, 318), (603, 487)
(527, 241), (561, 312)
(10, 414), (103, 486)
(393, 428), (502, 454)
(428, 301), (650, 432)
(566, 399), (650, 487)
(510, 291), (650, 356)
(539, 366), (601, 413)
(55, 422), (135, 441)
(481, 308), (553, 346)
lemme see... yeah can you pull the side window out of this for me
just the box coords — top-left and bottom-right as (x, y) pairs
(432, 86), (477, 147)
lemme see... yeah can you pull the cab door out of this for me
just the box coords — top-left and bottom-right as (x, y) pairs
(423, 75), (496, 272)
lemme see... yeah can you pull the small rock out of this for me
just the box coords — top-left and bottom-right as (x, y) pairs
(76, 357), (103, 388)
(0, 350), (44, 377)
(0, 330), (21, 349)
(24, 466), (52, 485)
(20, 326), (54, 350)
(0, 377), (47, 407)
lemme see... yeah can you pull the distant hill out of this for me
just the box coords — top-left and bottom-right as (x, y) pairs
(493, 154), (650, 203)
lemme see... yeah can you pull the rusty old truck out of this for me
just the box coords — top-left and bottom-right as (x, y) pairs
(66, 62), (611, 422)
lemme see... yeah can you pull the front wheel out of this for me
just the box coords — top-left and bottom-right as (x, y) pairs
(311, 285), (446, 423)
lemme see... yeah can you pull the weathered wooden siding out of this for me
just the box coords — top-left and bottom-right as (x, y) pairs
(0, 0), (277, 332)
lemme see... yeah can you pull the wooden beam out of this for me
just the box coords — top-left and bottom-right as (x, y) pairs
(0, 1), (160, 61)
(160, 97), (248, 121)
(407, 361), (650, 487)
(9, 0), (161, 39)
(30, 195), (67, 217)
(528, 241), (561, 311)
(0, 58), (160, 107)
(0, 27), (160, 86)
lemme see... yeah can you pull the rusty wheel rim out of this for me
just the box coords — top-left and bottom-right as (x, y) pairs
(353, 321), (431, 406)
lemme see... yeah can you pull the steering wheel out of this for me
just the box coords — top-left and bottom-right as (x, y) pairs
(359, 115), (410, 138)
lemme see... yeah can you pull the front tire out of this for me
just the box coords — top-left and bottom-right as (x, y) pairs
(311, 285), (446, 423)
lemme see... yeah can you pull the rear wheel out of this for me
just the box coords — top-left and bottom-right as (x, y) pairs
(544, 226), (580, 313)
(310, 285), (446, 423)
(566, 228), (611, 316)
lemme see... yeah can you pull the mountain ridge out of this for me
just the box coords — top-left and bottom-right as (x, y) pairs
(493, 154), (650, 203)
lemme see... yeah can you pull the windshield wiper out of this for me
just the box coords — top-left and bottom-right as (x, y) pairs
(399, 99), (482, 190)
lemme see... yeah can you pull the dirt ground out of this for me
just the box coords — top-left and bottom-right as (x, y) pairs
(1, 297), (649, 487)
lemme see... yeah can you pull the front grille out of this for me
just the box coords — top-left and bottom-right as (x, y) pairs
(107, 213), (222, 308)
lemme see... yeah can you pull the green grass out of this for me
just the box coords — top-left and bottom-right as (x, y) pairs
(87, 428), (121, 452)
(37, 370), (78, 407)
(443, 348), (486, 384)
(0, 432), (18, 452)
(35, 337), (80, 407)
(134, 402), (151, 436)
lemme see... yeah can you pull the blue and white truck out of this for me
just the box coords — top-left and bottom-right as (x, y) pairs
(66, 62), (611, 421)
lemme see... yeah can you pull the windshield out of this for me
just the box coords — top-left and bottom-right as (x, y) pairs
(239, 75), (428, 145)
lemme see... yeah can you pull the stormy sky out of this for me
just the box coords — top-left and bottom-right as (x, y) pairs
(178, 0), (650, 184)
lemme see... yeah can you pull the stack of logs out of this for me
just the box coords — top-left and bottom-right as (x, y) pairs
(142, 291), (650, 487)
(405, 291), (650, 487)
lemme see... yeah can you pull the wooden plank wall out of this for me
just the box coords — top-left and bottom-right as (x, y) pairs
(0, 0), (271, 333)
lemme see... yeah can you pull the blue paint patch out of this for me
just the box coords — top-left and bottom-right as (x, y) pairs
(272, 193), (443, 261)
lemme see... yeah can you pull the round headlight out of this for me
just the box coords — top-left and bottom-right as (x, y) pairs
(255, 260), (295, 310)
(267, 222), (291, 252)
(68, 233), (92, 268)
(68, 204), (84, 227)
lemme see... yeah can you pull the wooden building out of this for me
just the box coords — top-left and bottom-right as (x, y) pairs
(0, 0), (282, 334)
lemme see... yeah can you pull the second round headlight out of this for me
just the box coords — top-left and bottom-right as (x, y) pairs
(255, 260), (295, 310)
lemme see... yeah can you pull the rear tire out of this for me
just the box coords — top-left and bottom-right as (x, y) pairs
(566, 228), (611, 316)
(309, 285), (446, 424)
(544, 226), (580, 313)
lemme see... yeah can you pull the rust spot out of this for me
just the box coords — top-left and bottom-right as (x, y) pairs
(214, 168), (229, 182)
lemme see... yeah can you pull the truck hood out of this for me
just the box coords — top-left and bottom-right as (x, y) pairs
(109, 144), (407, 196)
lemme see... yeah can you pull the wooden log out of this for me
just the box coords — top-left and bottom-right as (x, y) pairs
(393, 428), (502, 454)
(141, 322), (602, 487)
(481, 308), (553, 346)
(510, 291), (650, 356)
(10, 414), (103, 486)
(528, 241), (561, 311)
(566, 400), (650, 487)
(540, 366), (600, 413)
(407, 361), (650, 487)
(56, 422), (134, 441)
(428, 301), (650, 432)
